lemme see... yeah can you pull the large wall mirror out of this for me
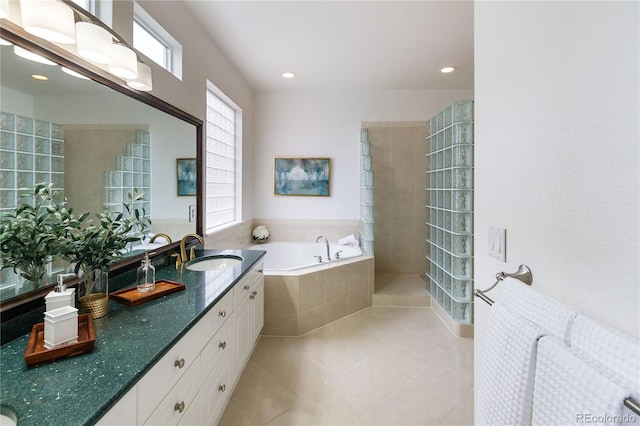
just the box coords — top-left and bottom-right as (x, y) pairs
(0, 22), (203, 314)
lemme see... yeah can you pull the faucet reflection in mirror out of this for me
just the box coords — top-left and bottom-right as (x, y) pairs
(5, 0), (152, 90)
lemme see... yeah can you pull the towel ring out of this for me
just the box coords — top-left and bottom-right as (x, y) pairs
(474, 265), (533, 306)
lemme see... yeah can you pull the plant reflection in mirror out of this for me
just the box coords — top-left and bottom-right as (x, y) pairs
(0, 183), (82, 287)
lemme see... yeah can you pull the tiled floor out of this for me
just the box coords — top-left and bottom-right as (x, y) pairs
(220, 305), (474, 425)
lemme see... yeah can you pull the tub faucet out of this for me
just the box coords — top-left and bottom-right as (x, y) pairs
(315, 235), (331, 261)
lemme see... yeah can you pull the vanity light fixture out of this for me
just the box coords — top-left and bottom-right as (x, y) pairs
(108, 44), (138, 80)
(31, 74), (49, 81)
(440, 66), (455, 73)
(126, 62), (153, 91)
(61, 66), (90, 80)
(75, 22), (113, 64)
(282, 72), (295, 79)
(0, 0), (9, 19)
(14, 45), (57, 66)
(19, 0), (77, 44)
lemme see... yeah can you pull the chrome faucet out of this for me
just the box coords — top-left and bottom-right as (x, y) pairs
(315, 235), (331, 261)
(179, 233), (204, 263)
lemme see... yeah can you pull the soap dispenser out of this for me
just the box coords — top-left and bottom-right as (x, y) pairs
(45, 273), (76, 312)
(137, 251), (156, 293)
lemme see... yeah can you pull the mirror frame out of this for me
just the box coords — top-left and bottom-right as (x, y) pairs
(0, 21), (204, 320)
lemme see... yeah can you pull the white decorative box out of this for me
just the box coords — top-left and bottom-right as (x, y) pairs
(45, 288), (76, 311)
(44, 306), (79, 349)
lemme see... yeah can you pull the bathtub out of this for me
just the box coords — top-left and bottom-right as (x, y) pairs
(250, 241), (362, 273)
(250, 241), (374, 336)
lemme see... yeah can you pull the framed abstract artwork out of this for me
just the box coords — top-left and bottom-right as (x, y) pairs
(274, 157), (330, 196)
(176, 158), (197, 196)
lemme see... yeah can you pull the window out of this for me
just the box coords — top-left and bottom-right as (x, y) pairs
(70, 0), (94, 14)
(132, 2), (182, 79)
(205, 83), (242, 234)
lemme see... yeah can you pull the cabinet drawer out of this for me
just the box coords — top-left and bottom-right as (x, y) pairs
(137, 324), (204, 423)
(233, 274), (253, 309)
(143, 357), (201, 426)
(200, 289), (233, 338)
(201, 317), (233, 379)
(97, 386), (136, 426)
(202, 353), (233, 425)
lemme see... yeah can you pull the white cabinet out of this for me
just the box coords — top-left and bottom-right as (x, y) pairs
(234, 262), (264, 376)
(97, 260), (264, 426)
(96, 386), (137, 426)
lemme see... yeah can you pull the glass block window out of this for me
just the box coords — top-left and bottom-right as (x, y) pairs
(205, 83), (242, 234)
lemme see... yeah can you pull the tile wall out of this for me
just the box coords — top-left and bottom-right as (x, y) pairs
(365, 122), (428, 275)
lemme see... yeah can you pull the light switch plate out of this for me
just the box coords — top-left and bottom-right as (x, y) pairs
(188, 205), (196, 223)
(488, 226), (506, 262)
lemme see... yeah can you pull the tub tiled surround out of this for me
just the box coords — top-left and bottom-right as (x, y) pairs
(251, 218), (359, 244)
(365, 122), (428, 276)
(263, 257), (375, 336)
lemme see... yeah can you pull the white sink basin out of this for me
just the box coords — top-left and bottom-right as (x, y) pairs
(185, 255), (243, 271)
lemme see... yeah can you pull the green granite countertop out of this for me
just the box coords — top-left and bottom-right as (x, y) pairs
(0, 249), (265, 426)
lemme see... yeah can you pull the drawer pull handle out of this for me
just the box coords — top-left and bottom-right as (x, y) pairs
(257, 269), (263, 274)
(252, 290), (258, 296)
(174, 358), (185, 369)
(219, 384), (226, 392)
(243, 284), (250, 290)
(219, 341), (227, 349)
(219, 310), (226, 318)
(250, 294), (255, 300)
(174, 401), (185, 413)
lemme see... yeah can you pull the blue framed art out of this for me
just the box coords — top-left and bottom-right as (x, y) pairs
(274, 157), (330, 196)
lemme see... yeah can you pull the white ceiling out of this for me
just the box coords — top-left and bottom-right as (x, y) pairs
(182, 1), (474, 91)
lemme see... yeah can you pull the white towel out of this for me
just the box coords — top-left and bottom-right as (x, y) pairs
(570, 315), (640, 421)
(338, 234), (359, 247)
(477, 303), (544, 426)
(532, 336), (628, 426)
(501, 279), (577, 344)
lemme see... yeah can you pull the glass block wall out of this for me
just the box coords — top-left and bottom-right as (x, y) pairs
(359, 128), (374, 256)
(0, 112), (65, 212)
(0, 112), (66, 292)
(103, 130), (151, 217)
(425, 101), (474, 324)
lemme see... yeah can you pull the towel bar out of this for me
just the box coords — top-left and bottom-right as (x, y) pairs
(474, 265), (640, 416)
(473, 265), (533, 306)
(624, 397), (640, 416)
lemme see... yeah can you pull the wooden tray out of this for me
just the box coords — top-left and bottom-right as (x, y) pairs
(24, 314), (95, 367)
(109, 280), (185, 307)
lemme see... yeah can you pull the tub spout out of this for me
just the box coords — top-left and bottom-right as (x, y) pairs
(315, 235), (331, 261)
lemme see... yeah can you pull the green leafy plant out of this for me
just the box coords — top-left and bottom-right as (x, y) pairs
(0, 183), (82, 287)
(67, 190), (151, 294)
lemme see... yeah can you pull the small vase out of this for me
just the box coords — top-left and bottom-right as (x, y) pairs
(79, 269), (109, 319)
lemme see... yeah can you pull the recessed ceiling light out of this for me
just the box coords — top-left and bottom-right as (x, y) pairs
(32, 74), (48, 81)
(441, 66), (455, 74)
(282, 72), (295, 79)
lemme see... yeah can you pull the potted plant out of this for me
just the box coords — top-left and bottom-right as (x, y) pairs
(66, 190), (151, 319)
(0, 183), (82, 289)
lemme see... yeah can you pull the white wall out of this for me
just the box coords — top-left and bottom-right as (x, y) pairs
(474, 0), (639, 384)
(254, 89), (473, 219)
(134, 1), (256, 221)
